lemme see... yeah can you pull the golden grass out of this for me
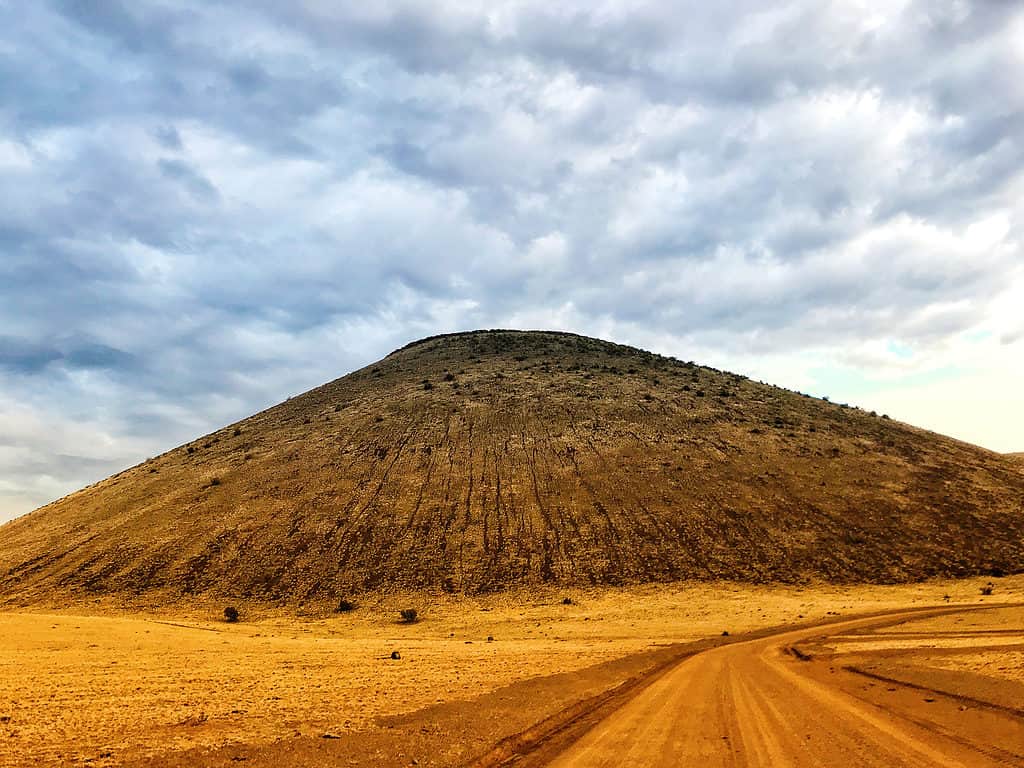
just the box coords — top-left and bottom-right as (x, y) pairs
(2, 575), (1020, 767)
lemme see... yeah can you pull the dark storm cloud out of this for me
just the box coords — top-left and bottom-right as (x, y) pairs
(0, 338), (62, 374)
(0, 337), (133, 374)
(153, 125), (183, 150)
(157, 158), (220, 202)
(1, 0), (1022, 520)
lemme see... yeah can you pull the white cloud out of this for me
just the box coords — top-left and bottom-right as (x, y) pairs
(1, 0), (1023, 522)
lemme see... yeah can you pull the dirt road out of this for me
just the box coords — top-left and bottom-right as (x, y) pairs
(546, 610), (1024, 767)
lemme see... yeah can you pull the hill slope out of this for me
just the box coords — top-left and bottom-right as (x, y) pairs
(2, 330), (1022, 605)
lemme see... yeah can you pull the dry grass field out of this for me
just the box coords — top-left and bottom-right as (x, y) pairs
(2, 576), (1021, 767)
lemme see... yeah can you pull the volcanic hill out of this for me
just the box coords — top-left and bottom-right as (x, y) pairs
(2, 330), (1022, 606)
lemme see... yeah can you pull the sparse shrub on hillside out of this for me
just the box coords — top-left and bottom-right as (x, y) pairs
(223, 606), (239, 622)
(14, 329), (1024, 607)
(399, 608), (419, 623)
(336, 599), (356, 613)
(233, 427), (242, 436)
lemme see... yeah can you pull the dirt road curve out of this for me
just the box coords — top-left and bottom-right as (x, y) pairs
(547, 611), (1020, 768)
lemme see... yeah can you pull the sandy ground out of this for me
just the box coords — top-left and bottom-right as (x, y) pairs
(931, 650), (1024, 684)
(811, 603), (1024, 720)
(819, 604), (1024, 671)
(1, 576), (1021, 767)
(544, 609), (1024, 767)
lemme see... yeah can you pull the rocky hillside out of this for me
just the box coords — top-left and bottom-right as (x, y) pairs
(1, 330), (1022, 605)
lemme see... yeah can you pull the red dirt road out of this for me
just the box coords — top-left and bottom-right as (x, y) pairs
(546, 610), (1024, 767)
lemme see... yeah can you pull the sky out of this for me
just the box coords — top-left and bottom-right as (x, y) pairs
(1, 0), (1023, 523)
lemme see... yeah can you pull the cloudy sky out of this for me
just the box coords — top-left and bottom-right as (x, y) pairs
(2, 0), (1022, 522)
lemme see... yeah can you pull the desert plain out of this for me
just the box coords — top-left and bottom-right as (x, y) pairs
(3, 332), (1023, 766)
(2, 575), (1022, 767)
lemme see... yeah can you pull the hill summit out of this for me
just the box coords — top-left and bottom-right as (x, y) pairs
(2, 330), (1022, 605)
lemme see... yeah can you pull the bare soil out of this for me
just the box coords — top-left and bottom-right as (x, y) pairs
(543, 606), (1024, 767)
